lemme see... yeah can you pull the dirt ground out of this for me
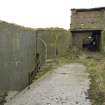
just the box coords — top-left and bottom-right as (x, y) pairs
(5, 63), (91, 105)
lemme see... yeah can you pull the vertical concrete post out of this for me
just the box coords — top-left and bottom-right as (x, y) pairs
(101, 30), (105, 52)
(36, 30), (38, 56)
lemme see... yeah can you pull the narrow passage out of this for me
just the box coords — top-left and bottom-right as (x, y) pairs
(5, 63), (91, 105)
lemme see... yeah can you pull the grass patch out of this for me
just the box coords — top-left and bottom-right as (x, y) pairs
(86, 59), (105, 105)
(76, 58), (105, 105)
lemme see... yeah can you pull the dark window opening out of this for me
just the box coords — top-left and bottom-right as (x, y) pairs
(83, 31), (101, 51)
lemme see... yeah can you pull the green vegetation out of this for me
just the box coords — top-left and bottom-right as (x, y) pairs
(78, 56), (105, 105)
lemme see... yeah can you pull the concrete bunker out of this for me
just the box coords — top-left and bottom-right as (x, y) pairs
(70, 7), (105, 52)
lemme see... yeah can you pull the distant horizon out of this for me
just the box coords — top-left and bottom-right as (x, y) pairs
(0, 0), (105, 29)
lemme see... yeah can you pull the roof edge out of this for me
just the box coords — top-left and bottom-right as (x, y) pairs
(71, 7), (105, 12)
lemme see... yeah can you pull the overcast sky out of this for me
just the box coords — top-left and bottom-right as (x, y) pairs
(0, 0), (105, 29)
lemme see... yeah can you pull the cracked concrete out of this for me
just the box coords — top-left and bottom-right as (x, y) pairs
(5, 63), (91, 105)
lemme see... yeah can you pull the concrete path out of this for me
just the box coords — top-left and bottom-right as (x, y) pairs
(5, 63), (91, 105)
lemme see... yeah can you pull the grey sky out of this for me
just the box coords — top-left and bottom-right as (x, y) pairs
(0, 0), (104, 29)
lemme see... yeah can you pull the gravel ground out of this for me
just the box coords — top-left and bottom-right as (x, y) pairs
(5, 63), (91, 105)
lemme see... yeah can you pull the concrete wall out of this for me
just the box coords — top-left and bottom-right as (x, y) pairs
(71, 9), (104, 30)
(37, 28), (70, 59)
(0, 21), (46, 90)
(0, 22), (70, 91)
(101, 31), (105, 52)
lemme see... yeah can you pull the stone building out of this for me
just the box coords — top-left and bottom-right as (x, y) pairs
(70, 7), (105, 51)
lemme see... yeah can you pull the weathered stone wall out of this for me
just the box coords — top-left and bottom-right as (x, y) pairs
(71, 9), (104, 30)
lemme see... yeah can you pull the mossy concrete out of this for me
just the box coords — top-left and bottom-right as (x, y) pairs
(0, 21), (70, 91)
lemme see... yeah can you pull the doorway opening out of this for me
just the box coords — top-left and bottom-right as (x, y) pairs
(83, 31), (101, 51)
